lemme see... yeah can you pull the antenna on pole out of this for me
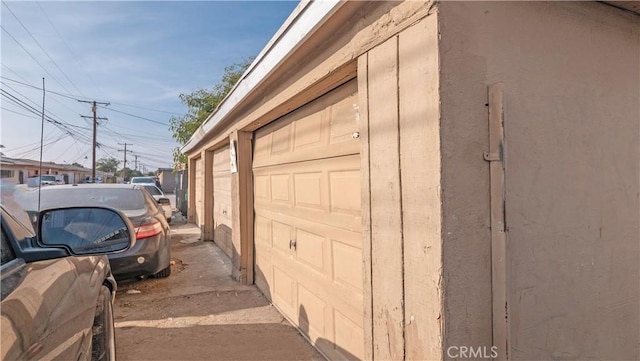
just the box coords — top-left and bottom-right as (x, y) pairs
(38, 78), (45, 211)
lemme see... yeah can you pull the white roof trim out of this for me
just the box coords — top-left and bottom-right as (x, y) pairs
(181, 0), (344, 154)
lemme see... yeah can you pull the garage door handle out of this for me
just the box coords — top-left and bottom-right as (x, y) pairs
(289, 239), (297, 250)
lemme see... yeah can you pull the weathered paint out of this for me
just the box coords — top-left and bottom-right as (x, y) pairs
(398, 15), (443, 361)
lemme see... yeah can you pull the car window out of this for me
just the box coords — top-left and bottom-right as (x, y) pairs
(16, 188), (146, 211)
(0, 228), (16, 265)
(140, 185), (162, 196)
(131, 177), (154, 184)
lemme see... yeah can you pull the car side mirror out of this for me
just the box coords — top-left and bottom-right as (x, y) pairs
(38, 207), (135, 255)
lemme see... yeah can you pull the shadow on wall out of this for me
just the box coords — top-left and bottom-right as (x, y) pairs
(213, 224), (233, 260)
(299, 305), (359, 361)
(251, 262), (358, 359)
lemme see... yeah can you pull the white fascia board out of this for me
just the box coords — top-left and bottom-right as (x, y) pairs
(181, 0), (344, 154)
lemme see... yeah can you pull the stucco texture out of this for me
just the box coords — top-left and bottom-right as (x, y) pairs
(439, 2), (639, 360)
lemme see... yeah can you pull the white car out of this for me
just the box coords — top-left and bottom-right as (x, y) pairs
(27, 175), (64, 187)
(134, 184), (172, 223)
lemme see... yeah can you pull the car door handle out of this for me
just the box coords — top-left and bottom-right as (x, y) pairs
(289, 239), (297, 251)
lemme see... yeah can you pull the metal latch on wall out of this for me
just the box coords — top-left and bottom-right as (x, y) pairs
(483, 151), (502, 162)
(289, 239), (297, 251)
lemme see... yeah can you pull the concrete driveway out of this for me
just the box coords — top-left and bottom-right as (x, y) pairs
(114, 216), (324, 361)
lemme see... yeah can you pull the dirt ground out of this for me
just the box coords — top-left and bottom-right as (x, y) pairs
(114, 215), (324, 361)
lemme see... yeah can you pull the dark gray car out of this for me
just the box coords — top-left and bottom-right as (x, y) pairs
(16, 184), (172, 280)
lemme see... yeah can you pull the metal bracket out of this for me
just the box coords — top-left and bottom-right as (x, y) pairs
(483, 151), (501, 162)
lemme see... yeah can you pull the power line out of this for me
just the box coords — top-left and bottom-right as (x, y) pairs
(1, 76), (86, 101)
(2, 2), (85, 97)
(1, 88), (93, 145)
(2, 77), (182, 116)
(0, 25), (74, 96)
(107, 101), (182, 116)
(97, 105), (169, 126)
(1, 80), (84, 125)
(35, 1), (105, 97)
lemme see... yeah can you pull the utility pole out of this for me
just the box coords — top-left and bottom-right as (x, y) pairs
(134, 155), (139, 172)
(118, 143), (133, 181)
(79, 100), (109, 181)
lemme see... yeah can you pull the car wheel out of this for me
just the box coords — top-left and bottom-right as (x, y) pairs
(91, 286), (116, 361)
(166, 217), (172, 224)
(153, 265), (171, 278)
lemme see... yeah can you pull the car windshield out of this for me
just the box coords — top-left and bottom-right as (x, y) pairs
(131, 177), (155, 184)
(16, 188), (146, 212)
(140, 185), (162, 196)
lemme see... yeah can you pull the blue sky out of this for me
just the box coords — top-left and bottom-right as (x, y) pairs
(1, 1), (298, 171)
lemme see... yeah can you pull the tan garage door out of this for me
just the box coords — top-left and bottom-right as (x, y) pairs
(194, 158), (204, 227)
(213, 145), (233, 259)
(253, 80), (363, 360)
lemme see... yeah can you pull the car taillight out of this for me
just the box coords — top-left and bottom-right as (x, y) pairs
(135, 220), (163, 240)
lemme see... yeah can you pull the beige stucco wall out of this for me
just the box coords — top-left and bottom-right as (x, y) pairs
(439, 1), (639, 359)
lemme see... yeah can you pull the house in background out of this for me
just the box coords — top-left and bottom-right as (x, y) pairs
(0, 156), (96, 185)
(156, 168), (176, 193)
(182, 1), (639, 360)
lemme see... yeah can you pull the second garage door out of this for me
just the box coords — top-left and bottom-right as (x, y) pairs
(213, 145), (233, 259)
(253, 80), (363, 360)
(194, 157), (204, 227)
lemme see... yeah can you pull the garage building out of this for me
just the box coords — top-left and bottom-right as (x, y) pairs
(182, 1), (640, 360)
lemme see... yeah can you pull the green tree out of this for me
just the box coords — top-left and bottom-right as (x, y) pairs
(70, 162), (84, 168)
(96, 157), (120, 173)
(169, 58), (253, 167)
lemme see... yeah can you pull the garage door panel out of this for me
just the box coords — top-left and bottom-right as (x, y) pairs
(212, 146), (230, 172)
(253, 80), (363, 360)
(334, 310), (365, 360)
(194, 158), (203, 227)
(299, 284), (328, 339)
(329, 170), (361, 216)
(296, 228), (326, 273)
(294, 172), (325, 211)
(254, 155), (361, 233)
(255, 255), (272, 302)
(269, 249), (363, 327)
(253, 80), (358, 169)
(332, 242), (363, 291)
(212, 146), (233, 259)
(271, 122), (293, 155)
(329, 91), (360, 145)
(256, 209), (362, 251)
(270, 174), (292, 205)
(255, 215), (272, 246)
(273, 266), (297, 318)
(272, 221), (293, 255)
(254, 175), (270, 201)
(294, 106), (326, 150)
